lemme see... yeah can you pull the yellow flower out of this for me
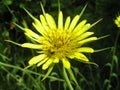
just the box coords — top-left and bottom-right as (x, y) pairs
(114, 15), (120, 28)
(11, 6), (100, 72)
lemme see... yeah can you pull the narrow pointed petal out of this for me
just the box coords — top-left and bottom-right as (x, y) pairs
(42, 58), (52, 70)
(24, 28), (41, 39)
(77, 23), (91, 36)
(69, 15), (80, 32)
(74, 52), (89, 61)
(28, 54), (46, 65)
(40, 15), (49, 31)
(62, 58), (70, 69)
(21, 43), (43, 49)
(45, 13), (56, 29)
(76, 47), (94, 53)
(37, 58), (48, 67)
(78, 37), (97, 45)
(76, 32), (94, 41)
(32, 18), (45, 35)
(73, 20), (87, 33)
(64, 16), (71, 30)
(24, 32), (44, 43)
(58, 11), (63, 29)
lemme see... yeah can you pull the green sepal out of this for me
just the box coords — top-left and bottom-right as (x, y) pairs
(67, 68), (78, 85)
(97, 34), (110, 40)
(5, 40), (21, 46)
(94, 47), (111, 52)
(79, 4), (87, 18)
(75, 59), (98, 67)
(82, 61), (98, 67)
(42, 64), (54, 81)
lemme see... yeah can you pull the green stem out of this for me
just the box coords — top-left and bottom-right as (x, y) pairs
(113, 28), (120, 55)
(63, 67), (74, 90)
(110, 28), (120, 79)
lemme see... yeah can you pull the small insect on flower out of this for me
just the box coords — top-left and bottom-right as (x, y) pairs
(114, 15), (120, 28)
(7, 4), (101, 80)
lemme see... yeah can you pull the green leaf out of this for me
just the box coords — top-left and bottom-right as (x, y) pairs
(103, 79), (111, 90)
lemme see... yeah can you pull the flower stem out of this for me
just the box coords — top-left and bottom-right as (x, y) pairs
(63, 67), (74, 90)
(110, 28), (120, 79)
(113, 28), (120, 65)
(113, 28), (120, 55)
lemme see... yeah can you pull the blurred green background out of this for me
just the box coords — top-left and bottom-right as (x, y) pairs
(0, 0), (120, 90)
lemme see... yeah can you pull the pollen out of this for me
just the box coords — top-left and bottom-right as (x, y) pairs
(43, 29), (76, 58)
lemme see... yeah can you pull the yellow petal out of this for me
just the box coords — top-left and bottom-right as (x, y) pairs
(74, 20), (87, 33)
(21, 43), (43, 49)
(24, 28), (40, 39)
(40, 15), (46, 24)
(67, 54), (75, 59)
(28, 54), (46, 65)
(74, 52), (89, 61)
(45, 13), (56, 29)
(37, 58), (48, 67)
(32, 18), (45, 35)
(77, 23), (91, 35)
(58, 11), (63, 29)
(76, 47), (94, 53)
(69, 15), (80, 32)
(62, 58), (70, 69)
(53, 57), (59, 63)
(78, 37), (97, 46)
(42, 58), (52, 70)
(64, 16), (71, 30)
(25, 32), (44, 43)
(40, 15), (49, 31)
(76, 32), (94, 41)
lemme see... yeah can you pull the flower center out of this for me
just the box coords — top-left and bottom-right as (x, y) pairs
(43, 29), (76, 58)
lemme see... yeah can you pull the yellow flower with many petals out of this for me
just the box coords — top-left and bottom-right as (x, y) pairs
(8, 5), (100, 73)
(114, 15), (120, 28)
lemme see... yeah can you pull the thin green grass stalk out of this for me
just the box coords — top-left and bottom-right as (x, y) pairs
(63, 67), (74, 90)
(112, 28), (120, 56)
(0, 53), (10, 60)
(0, 61), (64, 82)
(2, 67), (31, 90)
(110, 28), (120, 74)
(2, 63), (44, 89)
(88, 65), (96, 90)
(109, 28), (120, 88)
(26, 73), (42, 90)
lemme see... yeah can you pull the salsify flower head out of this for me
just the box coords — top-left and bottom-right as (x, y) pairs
(8, 5), (100, 79)
(114, 14), (120, 28)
